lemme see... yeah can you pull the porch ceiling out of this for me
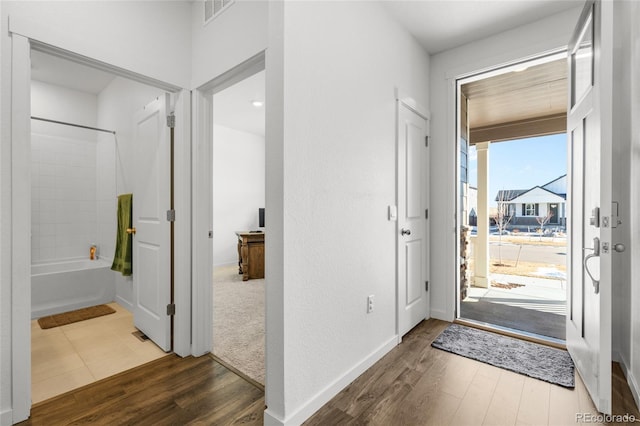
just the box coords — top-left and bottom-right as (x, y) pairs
(462, 58), (567, 144)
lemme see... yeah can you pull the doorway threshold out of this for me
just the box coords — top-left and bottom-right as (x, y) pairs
(454, 318), (566, 350)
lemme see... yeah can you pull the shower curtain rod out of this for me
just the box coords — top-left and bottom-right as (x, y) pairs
(31, 116), (116, 135)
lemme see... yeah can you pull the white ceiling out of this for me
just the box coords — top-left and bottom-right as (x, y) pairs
(29, 1), (581, 137)
(31, 49), (266, 137)
(213, 70), (265, 138)
(382, 0), (581, 54)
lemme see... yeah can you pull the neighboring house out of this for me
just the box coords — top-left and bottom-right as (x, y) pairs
(468, 186), (478, 226)
(495, 175), (566, 228)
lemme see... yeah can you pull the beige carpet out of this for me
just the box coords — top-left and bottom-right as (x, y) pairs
(213, 264), (265, 385)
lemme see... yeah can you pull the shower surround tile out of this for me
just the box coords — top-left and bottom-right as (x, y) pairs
(31, 132), (99, 263)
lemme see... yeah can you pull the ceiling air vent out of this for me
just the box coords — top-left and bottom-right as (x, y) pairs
(204, 0), (234, 24)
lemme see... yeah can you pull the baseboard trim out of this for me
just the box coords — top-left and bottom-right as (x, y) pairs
(626, 370), (640, 413)
(614, 351), (640, 413)
(430, 308), (453, 322)
(263, 409), (285, 426)
(264, 335), (399, 426)
(213, 261), (238, 269)
(114, 295), (133, 312)
(1, 409), (13, 426)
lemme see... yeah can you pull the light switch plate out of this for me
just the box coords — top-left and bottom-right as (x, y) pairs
(388, 205), (397, 221)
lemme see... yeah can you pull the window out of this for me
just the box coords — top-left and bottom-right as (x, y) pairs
(460, 139), (468, 225)
(204, 0), (234, 24)
(523, 203), (538, 216)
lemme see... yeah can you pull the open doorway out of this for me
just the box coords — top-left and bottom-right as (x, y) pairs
(457, 53), (568, 343)
(210, 70), (266, 386)
(28, 49), (179, 402)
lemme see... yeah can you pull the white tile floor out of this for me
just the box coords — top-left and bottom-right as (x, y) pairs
(31, 302), (167, 403)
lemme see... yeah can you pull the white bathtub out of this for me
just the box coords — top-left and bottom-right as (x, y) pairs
(31, 258), (116, 319)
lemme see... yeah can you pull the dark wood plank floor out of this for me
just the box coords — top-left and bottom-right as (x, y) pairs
(19, 319), (640, 425)
(306, 319), (640, 425)
(19, 355), (264, 426)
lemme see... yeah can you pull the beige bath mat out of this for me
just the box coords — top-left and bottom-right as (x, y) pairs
(37, 304), (116, 329)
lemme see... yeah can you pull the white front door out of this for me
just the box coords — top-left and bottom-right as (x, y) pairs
(566, 0), (613, 414)
(132, 94), (172, 352)
(397, 100), (430, 337)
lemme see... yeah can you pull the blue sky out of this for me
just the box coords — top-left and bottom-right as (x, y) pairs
(468, 134), (567, 206)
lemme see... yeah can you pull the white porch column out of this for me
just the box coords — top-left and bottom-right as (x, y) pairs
(474, 142), (490, 288)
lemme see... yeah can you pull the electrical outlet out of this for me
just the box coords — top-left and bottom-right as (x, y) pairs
(367, 295), (375, 313)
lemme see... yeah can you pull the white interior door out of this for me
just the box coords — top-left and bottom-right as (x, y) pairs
(566, 0), (613, 414)
(133, 94), (172, 352)
(397, 100), (429, 337)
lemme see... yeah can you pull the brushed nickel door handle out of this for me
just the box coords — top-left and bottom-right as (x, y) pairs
(614, 243), (626, 253)
(583, 236), (600, 294)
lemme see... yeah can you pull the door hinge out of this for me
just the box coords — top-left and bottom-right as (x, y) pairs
(208, 230), (213, 238)
(166, 303), (176, 316)
(425, 281), (429, 292)
(425, 209), (429, 219)
(425, 135), (429, 147)
(167, 209), (176, 222)
(167, 113), (175, 128)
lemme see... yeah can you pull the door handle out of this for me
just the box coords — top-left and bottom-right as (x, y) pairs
(583, 236), (600, 294)
(401, 228), (411, 236)
(126, 227), (136, 235)
(614, 243), (626, 253)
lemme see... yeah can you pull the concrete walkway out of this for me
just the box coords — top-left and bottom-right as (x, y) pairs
(466, 273), (566, 316)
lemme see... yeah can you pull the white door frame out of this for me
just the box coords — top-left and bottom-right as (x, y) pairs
(452, 51), (567, 322)
(191, 52), (265, 356)
(8, 27), (191, 423)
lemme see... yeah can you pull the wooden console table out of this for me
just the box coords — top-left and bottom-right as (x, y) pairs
(235, 231), (265, 281)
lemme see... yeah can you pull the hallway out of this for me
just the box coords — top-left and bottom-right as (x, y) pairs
(21, 318), (640, 425)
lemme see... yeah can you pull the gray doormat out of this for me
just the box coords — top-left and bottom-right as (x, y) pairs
(432, 324), (574, 388)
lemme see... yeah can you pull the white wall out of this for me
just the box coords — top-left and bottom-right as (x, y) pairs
(191, 1), (267, 88)
(428, 7), (582, 321)
(212, 124), (265, 267)
(30, 81), (100, 263)
(5, 1), (191, 88)
(1, 3), (191, 422)
(265, 2), (429, 423)
(97, 77), (166, 311)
